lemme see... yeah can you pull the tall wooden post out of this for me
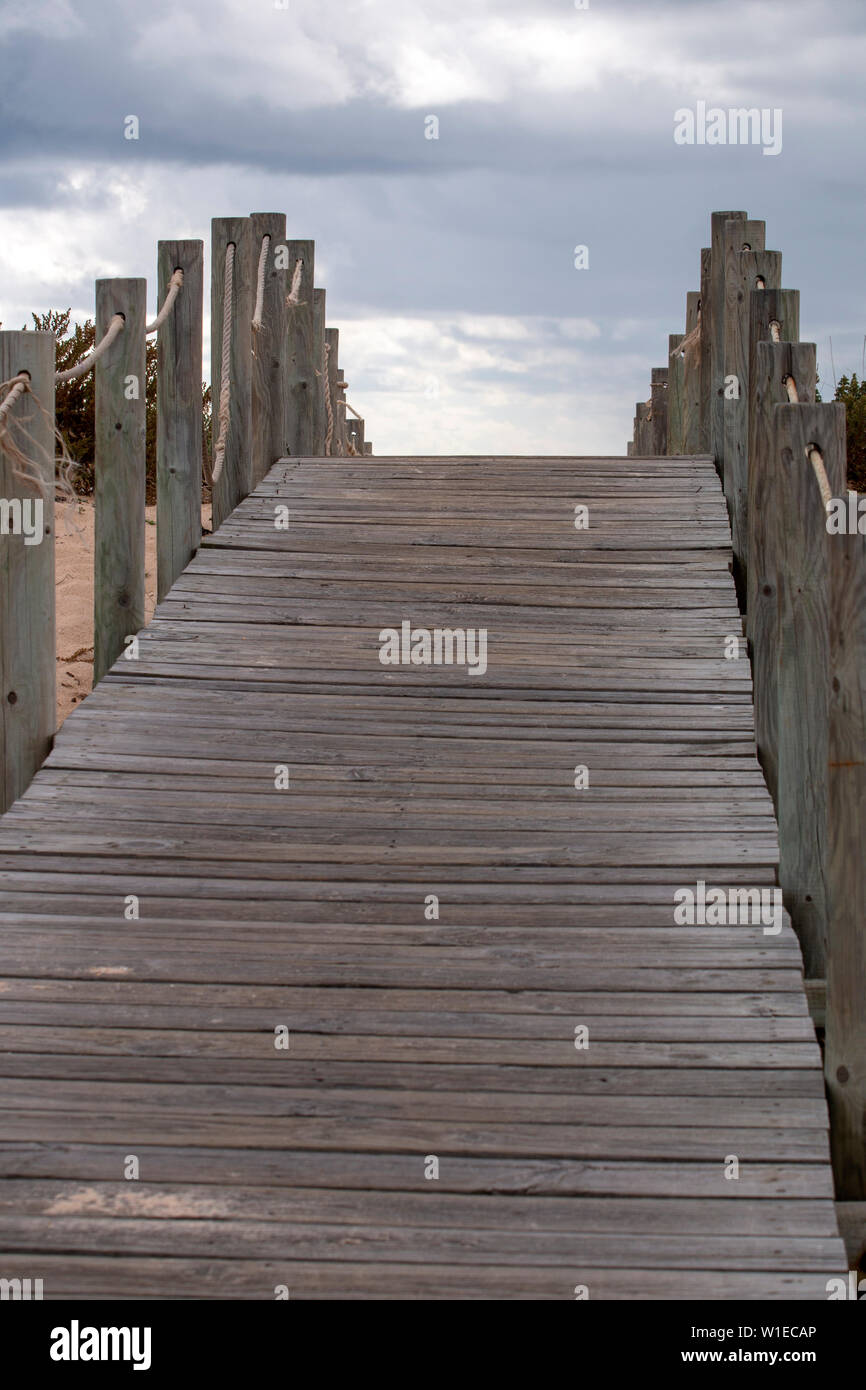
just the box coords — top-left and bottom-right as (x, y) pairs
(284, 239), (315, 457)
(701, 212), (747, 468)
(826, 505), (866, 1198)
(313, 288), (327, 456)
(682, 289), (702, 454)
(667, 334), (685, 455)
(94, 278), (146, 685)
(250, 212), (288, 488)
(650, 367), (668, 454)
(773, 401), (846, 978)
(746, 287), (801, 640)
(156, 239), (203, 603)
(723, 235), (780, 593)
(747, 338), (815, 806)
(0, 330), (55, 811)
(211, 217), (253, 530)
(325, 327), (339, 457)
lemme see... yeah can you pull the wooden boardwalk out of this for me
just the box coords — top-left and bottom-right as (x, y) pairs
(0, 453), (846, 1298)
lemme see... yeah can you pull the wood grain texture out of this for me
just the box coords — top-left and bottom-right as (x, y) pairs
(94, 278), (146, 685)
(210, 217), (253, 530)
(284, 240), (315, 457)
(0, 331), (55, 813)
(156, 240), (203, 603)
(774, 403), (846, 979)
(704, 212), (747, 472)
(312, 288), (326, 457)
(747, 341), (816, 807)
(826, 487), (866, 1198)
(250, 213), (288, 488)
(0, 450), (844, 1297)
(722, 237), (780, 594)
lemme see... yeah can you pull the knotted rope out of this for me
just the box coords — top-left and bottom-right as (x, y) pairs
(323, 340), (334, 457)
(286, 258), (303, 306)
(145, 269), (183, 335)
(806, 443), (833, 510)
(55, 313), (124, 383)
(211, 241), (235, 486)
(0, 371), (76, 499)
(252, 235), (270, 331)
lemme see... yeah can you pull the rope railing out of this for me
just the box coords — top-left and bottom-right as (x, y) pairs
(55, 313), (124, 383)
(806, 441), (833, 509)
(323, 339), (334, 456)
(286, 257), (303, 307)
(145, 268), (183, 335)
(252, 235), (270, 331)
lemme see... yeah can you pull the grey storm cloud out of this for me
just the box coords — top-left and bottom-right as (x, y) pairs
(0, 0), (864, 451)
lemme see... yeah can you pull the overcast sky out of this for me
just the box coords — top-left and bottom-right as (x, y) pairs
(0, 0), (863, 454)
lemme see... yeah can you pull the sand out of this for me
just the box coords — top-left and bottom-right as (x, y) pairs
(55, 499), (211, 726)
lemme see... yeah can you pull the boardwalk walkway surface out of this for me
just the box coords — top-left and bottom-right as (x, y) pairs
(0, 453), (846, 1298)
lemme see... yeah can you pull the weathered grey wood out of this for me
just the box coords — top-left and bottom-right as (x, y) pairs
(723, 235), (780, 594)
(746, 288), (801, 640)
(210, 217), (253, 530)
(0, 331), (55, 812)
(0, 446), (844, 1295)
(325, 327), (339, 457)
(747, 340), (815, 805)
(826, 512), (866, 1199)
(650, 367), (668, 455)
(774, 402), (846, 978)
(312, 288), (326, 456)
(667, 336), (684, 454)
(94, 278), (146, 685)
(701, 214), (747, 467)
(250, 213), (288, 488)
(682, 289), (702, 454)
(156, 239), (203, 603)
(284, 239), (315, 457)
(626, 440), (635, 457)
(634, 401), (652, 455)
(364, 441), (373, 456)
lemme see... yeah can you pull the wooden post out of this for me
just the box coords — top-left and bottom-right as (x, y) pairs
(746, 288), (801, 638)
(325, 327), (339, 457)
(0, 330), (55, 811)
(284, 239), (315, 457)
(667, 335), (684, 455)
(634, 402), (652, 455)
(701, 213), (747, 468)
(723, 232), (780, 594)
(94, 278), (146, 685)
(363, 442), (373, 455)
(747, 338), (815, 807)
(250, 212), (288, 488)
(626, 441), (635, 457)
(826, 508), (866, 1198)
(313, 288), (327, 456)
(650, 367), (668, 455)
(347, 415), (365, 454)
(211, 217), (253, 530)
(682, 289), (702, 454)
(773, 401), (846, 979)
(156, 239), (203, 603)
